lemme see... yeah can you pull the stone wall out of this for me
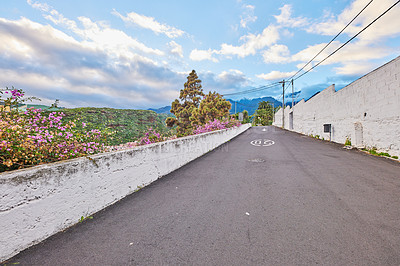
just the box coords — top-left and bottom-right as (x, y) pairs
(274, 56), (400, 157)
(0, 124), (251, 262)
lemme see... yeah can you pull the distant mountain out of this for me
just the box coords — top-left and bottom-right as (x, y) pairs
(148, 97), (287, 116)
(227, 97), (282, 115)
(148, 106), (171, 114)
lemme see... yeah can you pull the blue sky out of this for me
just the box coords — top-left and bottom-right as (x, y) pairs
(0, 0), (399, 109)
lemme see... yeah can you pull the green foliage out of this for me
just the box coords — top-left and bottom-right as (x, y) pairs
(1, 88), (105, 172)
(239, 110), (251, 124)
(166, 70), (233, 136)
(344, 138), (352, 146)
(57, 108), (170, 146)
(254, 101), (274, 126)
(167, 70), (205, 136)
(79, 215), (93, 222)
(365, 147), (398, 159)
(369, 149), (377, 155)
(191, 91), (231, 126)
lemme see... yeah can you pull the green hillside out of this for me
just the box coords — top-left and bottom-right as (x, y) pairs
(55, 108), (172, 146)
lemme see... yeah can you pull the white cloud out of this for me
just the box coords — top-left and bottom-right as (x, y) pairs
(307, 0), (400, 44)
(28, 0), (164, 57)
(0, 16), (185, 108)
(274, 4), (308, 28)
(256, 71), (296, 81)
(291, 41), (391, 66)
(220, 25), (280, 57)
(112, 9), (185, 38)
(334, 62), (375, 75)
(218, 69), (246, 83)
(168, 41), (183, 58)
(189, 49), (218, 62)
(262, 44), (291, 64)
(240, 5), (257, 28)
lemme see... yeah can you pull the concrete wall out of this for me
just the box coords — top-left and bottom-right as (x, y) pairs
(0, 124), (251, 262)
(274, 56), (400, 157)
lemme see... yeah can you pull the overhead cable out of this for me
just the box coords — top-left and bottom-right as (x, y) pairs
(288, 0), (374, 81)
(292, 0), (400, 82)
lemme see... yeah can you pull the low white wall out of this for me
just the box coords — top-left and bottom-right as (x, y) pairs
(0, 124), (251, 262)
(274, 56), (400, 157)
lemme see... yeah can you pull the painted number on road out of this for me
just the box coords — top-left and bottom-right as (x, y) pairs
(250, 139), (275, 147)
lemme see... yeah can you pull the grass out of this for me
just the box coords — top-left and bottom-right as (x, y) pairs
(361, 147), (399, 160)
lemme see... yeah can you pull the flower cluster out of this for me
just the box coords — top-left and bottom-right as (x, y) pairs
(138, 127), (164, 145)
(4, 89), (24, 99)
(0, 89), (104, 172)
(193, 118), (241, 134)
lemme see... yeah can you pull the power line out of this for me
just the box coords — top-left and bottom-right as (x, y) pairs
(223, 9), (294, 99)
(288, 0), (374, 81)
(292, 0), (400, 82)
(222, 82), (280, 97)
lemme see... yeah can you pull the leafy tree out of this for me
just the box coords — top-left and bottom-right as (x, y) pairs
(191, 91), (231, 125)
(166, 70), (204, 136)
(254, 101), (274, 126)
(242, 110), (251, 123)
(258, 101), (270, 110)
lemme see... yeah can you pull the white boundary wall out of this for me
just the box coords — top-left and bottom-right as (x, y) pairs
(273, 56), (400, 157)
(0, 124), (251, 262)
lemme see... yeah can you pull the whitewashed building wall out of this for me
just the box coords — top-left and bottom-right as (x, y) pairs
(274, 56), (400, 157)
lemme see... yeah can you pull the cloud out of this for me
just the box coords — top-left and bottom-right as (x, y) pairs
(0, 16), (184, 109)
(256, 71), (296, 81)
(274, 4), (309, 28)
(334, 62), (375, 76)
(240, 5), (257, 28)
(291, 41), (392, 69)
(262, 44), (291, 64)
(28, 0), (164, 57)
(200, 69), (250, 95)
(307, 0), (400, 44)
(189, 49), (219, 62)
(217, 69), (247, 85)
(220, 25), (280, 57)
(168, 41), (183, 58)
(112, 9), (185, 38)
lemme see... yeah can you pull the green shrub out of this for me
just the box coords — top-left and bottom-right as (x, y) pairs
(392, 156), (398, 159)
(378, 152), (391, 157)
(344, 138), (351, 146)
(369, 149), (377, 155)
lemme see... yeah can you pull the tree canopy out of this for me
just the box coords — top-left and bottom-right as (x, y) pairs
(166, 70), (232, 136)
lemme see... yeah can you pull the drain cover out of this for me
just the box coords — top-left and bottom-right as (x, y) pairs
(247, 158), (265, 163)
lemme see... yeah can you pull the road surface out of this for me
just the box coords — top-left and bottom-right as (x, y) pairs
(4, 126), (400, 265)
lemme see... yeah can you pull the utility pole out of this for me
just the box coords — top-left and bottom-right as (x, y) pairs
(272, 102), (275, 123)
(291, 79), (294, 109)
(235, 101), (237, 114)
(279, 80), (285, 128)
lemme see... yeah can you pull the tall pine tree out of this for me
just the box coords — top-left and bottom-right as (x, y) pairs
(166, 70), (204, 136)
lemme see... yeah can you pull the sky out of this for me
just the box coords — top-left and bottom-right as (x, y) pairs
(0, 0), (399, 109)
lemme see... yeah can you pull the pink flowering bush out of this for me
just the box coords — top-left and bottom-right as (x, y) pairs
(138, 127), (164, 145)
(193, 118), (241, 134)
(0, 88), (104, 172)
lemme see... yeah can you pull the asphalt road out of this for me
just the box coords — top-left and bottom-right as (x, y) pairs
(4, 126), (400, 265)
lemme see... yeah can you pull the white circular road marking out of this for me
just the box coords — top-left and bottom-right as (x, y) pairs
(250, 139), (275, 147)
